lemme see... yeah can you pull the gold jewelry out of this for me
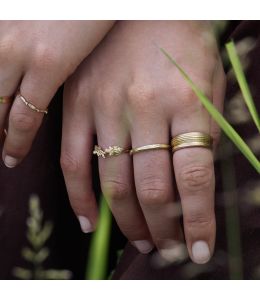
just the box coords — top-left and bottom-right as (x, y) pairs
(18, 93), (48, 114)
(171, 132), (213, 152)
(93, 145), (130, 158)
(0, 96), (12, 104)
(130, 144), (170, 155)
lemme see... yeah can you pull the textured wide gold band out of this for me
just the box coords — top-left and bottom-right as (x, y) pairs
(0, 96), (12, 104)
(171, 132), (213, 152)
(130, 144), (170, 155)
(18, 93), (48, 114)
(93, 145), (130, 158)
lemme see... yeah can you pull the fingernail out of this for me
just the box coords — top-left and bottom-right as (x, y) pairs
(191, 240), (211, 264)
(78, 216), (93, 233)
(159, 240), (188, 263)
(132, 240), (154, 254)
(4, 156), (18, 168)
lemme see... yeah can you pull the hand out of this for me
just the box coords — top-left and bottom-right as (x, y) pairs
(62, 21), (226, 264)
(0, 20), (114, 167)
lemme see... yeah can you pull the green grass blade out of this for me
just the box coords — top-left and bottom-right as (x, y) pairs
(86, 195), (112, 280)
(226, 41), (260, 133)
(160, 48), (260, 174)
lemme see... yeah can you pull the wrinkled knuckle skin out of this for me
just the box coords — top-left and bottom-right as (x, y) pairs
(138, 177), (169, 207)
(185, 213), (214, 229)
(60, 152), (81, 174)
(102, 179), (130, 202)
(10, 112), (37, 133)
(179, 165), (213, 193)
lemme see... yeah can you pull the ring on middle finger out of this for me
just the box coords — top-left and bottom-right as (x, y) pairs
(130, 144), (170, 155)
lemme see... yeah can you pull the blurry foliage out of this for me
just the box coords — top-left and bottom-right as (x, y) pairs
(13, 195), (72, 280)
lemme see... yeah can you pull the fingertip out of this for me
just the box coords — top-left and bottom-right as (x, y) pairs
(78, 215), (94, 234)
(191, 240), (211, 264)
(131, 240), (154, 254)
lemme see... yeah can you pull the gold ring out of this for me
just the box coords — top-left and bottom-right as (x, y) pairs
(171, 132), (213, 152)
(18, 93), (48, 114)
(130, 144), (170, 155)
(93, 145), (130, 158)
(0, 96), (12, 104)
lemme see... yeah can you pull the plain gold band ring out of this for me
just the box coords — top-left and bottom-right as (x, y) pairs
(171, 132), (213, 152)
(130, 144), (171, 155)
(18, 93), (48, 114)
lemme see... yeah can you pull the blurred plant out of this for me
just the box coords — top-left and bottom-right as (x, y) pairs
(13, 195), (72, 280)
(86, 195), (112, 280)
(160, 43), (260, 173)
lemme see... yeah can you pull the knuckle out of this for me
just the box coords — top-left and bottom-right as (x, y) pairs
(138, 177), (169, 207)
(10, 111), (37, 133)
(185, 212), (214, 229)
(60, 151), (81, 174)
(179, 164), (213, 193)
(0, 37), (15, 58)
(101, 179), (130, 202)
(127, 82), (156, 112)
(32, 44), (60, 72)
(178, 82), (212, 111)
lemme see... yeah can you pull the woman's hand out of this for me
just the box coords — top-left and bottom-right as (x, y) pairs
(62, 21), (226, 264)
(0, 20), (114, 167)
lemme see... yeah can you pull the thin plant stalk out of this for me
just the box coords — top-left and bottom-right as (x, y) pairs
(86, 196), (112, 280)
(160, 48), (260, 174)
(226, 41), (260, 133)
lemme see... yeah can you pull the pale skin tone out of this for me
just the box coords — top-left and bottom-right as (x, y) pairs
(0, 20), (115, 160)
(0, 21), (226, 264)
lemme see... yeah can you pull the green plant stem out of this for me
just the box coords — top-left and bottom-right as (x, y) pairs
(226, 41), (260, 133)
(160, 48), (260, 174)
(86, 196), (112, 280)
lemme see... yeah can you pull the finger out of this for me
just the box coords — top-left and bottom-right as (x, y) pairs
(172, 101), (215, 265)
(0, 67), (23, 138)
(2, 69), (58, 168)
(131, 113), (183, 261)
(211, 60), (226, 151)
(96, 106), (154, 254)
(61, 81), (98, 233)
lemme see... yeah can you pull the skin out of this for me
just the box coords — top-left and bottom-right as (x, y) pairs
(0, 20), (115, 164)
(62, 21), (226, 264)
(0, 21), (226, 264)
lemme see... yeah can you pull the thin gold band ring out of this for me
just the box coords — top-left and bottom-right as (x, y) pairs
(18, 93), (48, 114)
(171, 132), (213, 152)
(130, 144), (171, 155)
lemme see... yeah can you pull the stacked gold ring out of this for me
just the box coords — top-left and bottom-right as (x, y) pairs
(171, 132), (213, 152)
